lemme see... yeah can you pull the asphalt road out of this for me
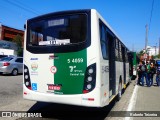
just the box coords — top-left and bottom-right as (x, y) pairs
(0, 74), (36, 111)
(0, 74), (135, 120)
(0, 74), (22, 108)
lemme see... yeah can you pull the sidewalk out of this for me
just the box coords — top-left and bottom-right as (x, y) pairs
(132, 76), (160, 120)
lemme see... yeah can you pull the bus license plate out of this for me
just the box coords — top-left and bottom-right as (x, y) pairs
(48, 85), (61, 90)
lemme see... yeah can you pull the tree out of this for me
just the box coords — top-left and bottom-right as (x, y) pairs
(137, 50), (144, 58)
(13, 34), (23, 56)
(153, 54), (160, 59)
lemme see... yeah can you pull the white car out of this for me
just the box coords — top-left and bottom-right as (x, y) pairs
(0, 56), (23, 75)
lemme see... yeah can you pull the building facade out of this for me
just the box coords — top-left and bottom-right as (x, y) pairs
(0, 23), (24, 56)
(147, 46), (159, 56)
(140, 46), (159, 61)
(0, 23), (24, 42)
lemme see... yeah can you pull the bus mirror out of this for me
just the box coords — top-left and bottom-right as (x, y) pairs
(24, 24), (26, 29)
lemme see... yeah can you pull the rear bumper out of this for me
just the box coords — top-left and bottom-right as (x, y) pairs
(0, 67), (12, 74)
(23, 84), (101, 107)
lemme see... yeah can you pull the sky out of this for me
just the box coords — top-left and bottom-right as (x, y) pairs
(0, 0), (160, 52)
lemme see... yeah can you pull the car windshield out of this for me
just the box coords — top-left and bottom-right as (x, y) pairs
(0, 57), (13, 61)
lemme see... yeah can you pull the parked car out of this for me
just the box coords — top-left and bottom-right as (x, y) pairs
(0, 55), (16, 60)
(0, 55), (8, 60)
(0, 56), (23, 75)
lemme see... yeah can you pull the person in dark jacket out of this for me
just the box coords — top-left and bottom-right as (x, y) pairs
(137, 61), (142, 85)
(148, 62), (155, 86)
(140, 61), (149, 86)
(156, 61), (160, 87)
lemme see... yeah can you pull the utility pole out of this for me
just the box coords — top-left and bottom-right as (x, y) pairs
(153, 43), (157, 57)
(144, 24), (148, 62)
(145, 24), (148, 53)
(132, 44), (134, 52)
(159, 38), (160, 55)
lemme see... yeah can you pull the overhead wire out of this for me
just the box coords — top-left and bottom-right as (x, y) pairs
(14, 0), (43, 15)
(3, 0), (40, 15)
(1, 0), (43, 30)
(148, 0), (155, 36)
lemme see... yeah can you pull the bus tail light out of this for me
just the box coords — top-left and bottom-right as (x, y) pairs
(83, 63), (96, 93)
(24, 65), (31, 90)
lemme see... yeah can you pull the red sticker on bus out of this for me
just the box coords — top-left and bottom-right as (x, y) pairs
(48, 84), (61, 90)
(50, 66), (57, 74)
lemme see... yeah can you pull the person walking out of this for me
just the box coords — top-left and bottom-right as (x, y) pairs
(146, 61), (151, 86)
(156, 61), (160, 87)
(140, 61), (149, 86)
(149, 62), (155, 86)
(137, 61), (142, 85)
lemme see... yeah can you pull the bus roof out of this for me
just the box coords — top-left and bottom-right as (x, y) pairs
(27, 9), (91, 22)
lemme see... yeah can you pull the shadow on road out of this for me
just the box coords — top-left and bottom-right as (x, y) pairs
(0, 73), (22, 76)
(27, 98), (117, 120)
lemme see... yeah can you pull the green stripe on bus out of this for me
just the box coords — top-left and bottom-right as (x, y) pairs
(54, 49), (87, 94)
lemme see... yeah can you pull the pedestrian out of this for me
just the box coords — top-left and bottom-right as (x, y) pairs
(140, 61), (149, 86)
(137, 61), (142, 85)
(146, 61), (151, 86)
(156, 61), (160, 87)
(148, 62), (155, 87)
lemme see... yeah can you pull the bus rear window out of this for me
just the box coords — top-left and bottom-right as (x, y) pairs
(28, 14), (87, 46)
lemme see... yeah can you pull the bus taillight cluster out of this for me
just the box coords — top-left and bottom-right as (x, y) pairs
(24, 65), (31, 90)
(83, 63), (96, 93)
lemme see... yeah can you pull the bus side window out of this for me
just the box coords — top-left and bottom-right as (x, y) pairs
(101, 41), (108, 59)
(99, 21), (108, 60)
(115, 39), (119, 61)
(125, 49), (129, 63)
(119, 42), (122, 62)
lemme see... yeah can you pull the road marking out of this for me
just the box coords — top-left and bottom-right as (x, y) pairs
(125, 84), (139, 120)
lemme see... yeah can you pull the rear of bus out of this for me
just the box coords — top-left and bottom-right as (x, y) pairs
(23, 9), (101, 107)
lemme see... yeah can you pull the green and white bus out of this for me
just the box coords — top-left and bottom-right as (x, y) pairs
(23, 9), (131, 107)
(128, 52), (139, 80)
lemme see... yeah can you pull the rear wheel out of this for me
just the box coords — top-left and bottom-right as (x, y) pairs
(12, 69), (18, 76)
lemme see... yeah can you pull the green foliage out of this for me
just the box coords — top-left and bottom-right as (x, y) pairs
(17, 48), (23, 57)
(13, 34), (23, 56)
(137, 50), (144, 57)
(13, 34), (23, 48)
(153, 54), (160, 59)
